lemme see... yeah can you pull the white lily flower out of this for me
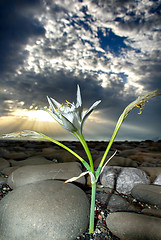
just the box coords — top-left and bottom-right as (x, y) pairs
(46, 85), (101, 134)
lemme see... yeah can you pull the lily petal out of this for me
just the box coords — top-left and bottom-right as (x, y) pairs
(76, 85), (82, 108)
(76, 85), (83, 121)
(47, 96), (60, 115)
(81, 100), (101, 132)
(2, 130), (44, 139)
(62, 111), (74, 122)
(49, 97), (62, 109)
(61, 114), (77, 132)
(44, 109), (63, 126)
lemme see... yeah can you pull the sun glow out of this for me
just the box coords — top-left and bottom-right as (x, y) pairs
(12, 109), (54, 122)
(25, 110), (53, 122)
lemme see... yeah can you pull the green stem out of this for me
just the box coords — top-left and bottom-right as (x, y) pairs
(89, 182), (96, 234)
(73, 131), (96, 234)
(75, 131), (94, 173)
(37, 131), (91, 172)
(96, 112), (124, 179)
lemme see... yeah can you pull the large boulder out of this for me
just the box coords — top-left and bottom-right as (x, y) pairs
(7, 162), (85, 188)
(0, 180), (89, 240)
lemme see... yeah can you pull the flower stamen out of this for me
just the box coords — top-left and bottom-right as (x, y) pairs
(135, 99), (149, 115)
(58, 103), (63, 108)
(135, 103), (144, 114)
(138, 109), (142, 114)
(65, 100), (70, 106)
(57, 103), (63, 111)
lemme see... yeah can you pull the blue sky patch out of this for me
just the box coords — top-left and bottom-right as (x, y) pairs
(97, 28), (129, 55)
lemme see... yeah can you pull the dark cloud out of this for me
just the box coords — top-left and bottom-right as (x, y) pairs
(0, 0), (45, 75)
(140, 64), (161, 91)
(114, 1), (161, 33)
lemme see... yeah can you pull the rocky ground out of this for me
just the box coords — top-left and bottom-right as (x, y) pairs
(0, 139), (161, 240)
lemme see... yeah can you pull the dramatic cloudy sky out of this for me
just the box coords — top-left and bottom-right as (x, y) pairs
(0, 0), (161, 141)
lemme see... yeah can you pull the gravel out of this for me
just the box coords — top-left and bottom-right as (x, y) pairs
(76, 198), (120, 240)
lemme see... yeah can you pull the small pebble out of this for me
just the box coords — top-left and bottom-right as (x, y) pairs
(0, 183), (12, 200)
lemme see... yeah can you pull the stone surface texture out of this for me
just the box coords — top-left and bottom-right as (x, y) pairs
(94, 156), (138, 168)
(9, 156), (54, 166)
(7, 162), (85, 188)
(100, 166), (150, 194)
(106, 212), (161, 240)
(0, 176), (7, 185)
(138, 167), (161, 182)
(96, 191), (132, 212)
(141, 208), (161, 218)
(0, 158), (10, 170)
(0, 180), (89, 240)
(131, 184), (161, 208)
(1, 166), (20, 176)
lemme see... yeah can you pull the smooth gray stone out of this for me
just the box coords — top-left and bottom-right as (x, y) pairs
(119, 149), (140, 157)
(40, 149), (79, 162)
(108, 156), (138, 167)
(96, 192), (132, 212)
(9, 156), (53, 166)
(106, 212), (161, 240)
(128, 152), (161, 164)
(0, 180), (89, 240)
(138, 167), (161, 182)
(142, 208), (161, 218)
(0, 176), (7, 185)
(0, 158), (10, 170)
(7, 162), (85, 188)
(94, 156), (138, 168)
(1, 166), (20, 176)
(100, 166), (150, 194)
(3, 151), (28, 160)
(131, 184), (161, 208)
